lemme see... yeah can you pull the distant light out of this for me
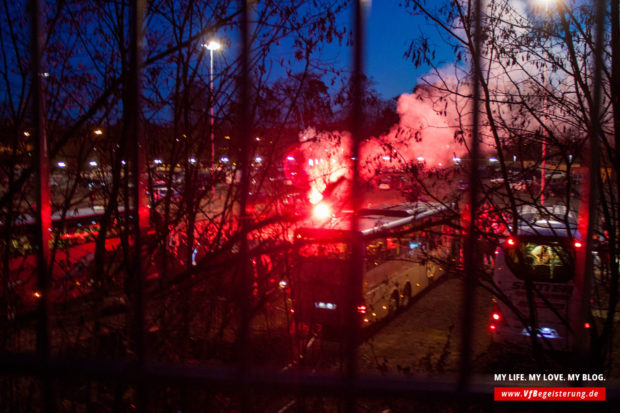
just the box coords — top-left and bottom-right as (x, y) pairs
(279, 280), (287, 289)
(204, 40), (222, 51)
(255, 156), (262, 163)
(574, 240), (583, 249)
(417, 156), (425, 162)
(409, 242), (419, 249)
(492, 312), (501, 321)
(153, 159), (162, 164)
(308, 159), (314, 166)
(256, 137), (261, 141)
(438, 162), (443, 167)
(312, 202), (331, 221)
(584, 322), (591, 329)
(489, 157), (499, 163)
(89, 160), (98, 167)
(189, 157), (197, 164)
(490, 324), (496, 331)
(513, 154), (517, 162)
(569, 154), (573, 162)
(23, 131), (30, 137)
(286, 156), (295, 161)
(382, 156), (391, 161)
(453, 157), (461, 163)
(57, 161), (66, 168)
(121, 160), (126, 165)
(220, 156), (230, 163)
(94, 129), (103, 135)
(315, 301), (336, 310)
(225, 135), (230, 140)
(506, 237), (516, 246)
(33, 291), (41, 298)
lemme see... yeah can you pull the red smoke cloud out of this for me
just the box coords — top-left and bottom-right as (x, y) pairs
(287, 84), (469, 204)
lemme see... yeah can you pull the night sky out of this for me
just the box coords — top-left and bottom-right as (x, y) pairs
(366, 1), (435, 100)
(264, 1), (454, 102)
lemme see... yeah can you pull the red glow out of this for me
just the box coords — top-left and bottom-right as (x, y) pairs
(506, 237), (516, 247)
(492, 312), (501, 321)
(357, 305), (367, 314)
(585, 322), (591, 329)
(363, 318), (370, 323)
(574, 240), (583, 249)
(489, 324), (496, 330)
(312, 202), (331, 220)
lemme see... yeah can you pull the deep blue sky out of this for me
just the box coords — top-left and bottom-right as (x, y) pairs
(262, 1), (452, 102)
(366, 1), (429, 100)
(334, 1), (452, 100)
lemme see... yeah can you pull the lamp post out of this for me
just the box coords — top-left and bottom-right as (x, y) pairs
(535, 0), (559, 206)
(204, 40), (221, 176)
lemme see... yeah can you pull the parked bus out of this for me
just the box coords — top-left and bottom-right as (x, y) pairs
(1, 207), (114, 257)
(490, 206), (587, 351)
(290, 201), (458, 329)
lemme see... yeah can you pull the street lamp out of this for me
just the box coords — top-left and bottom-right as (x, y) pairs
(533, 0), (559, 206)
(203, 39), (222, 175)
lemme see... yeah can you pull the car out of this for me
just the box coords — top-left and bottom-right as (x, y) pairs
(456, 180), (468, 191)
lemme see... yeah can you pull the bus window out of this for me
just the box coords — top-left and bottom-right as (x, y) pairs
(504, 238), (574, 283)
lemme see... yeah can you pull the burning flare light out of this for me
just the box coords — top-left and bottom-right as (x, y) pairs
(312, 202), (331, 221)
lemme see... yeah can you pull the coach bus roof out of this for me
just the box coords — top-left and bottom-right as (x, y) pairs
(295, 201), (451, 241)
(8, 206), (113, 226)
(516, 220), (579, 239)
(513, 205), (579, 239)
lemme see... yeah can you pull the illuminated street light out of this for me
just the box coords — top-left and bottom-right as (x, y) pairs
(93, 129), (103, 135)
(533, 0), (559, 13)
(220, 156), (230, 163)
(189, 157), (197, 164)
(89, 160), (98, 167)
(255, 156), (263, 163)
(57, 161), (66, 168)
(153, 159), (162, 165)
(203, 39), (222, 179)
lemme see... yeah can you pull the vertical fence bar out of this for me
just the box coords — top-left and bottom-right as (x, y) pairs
(344, 0), (365, 411)
(30, 0), (54, 410)
(458, 0), (482, 393)
(237, 1), (252, 410)
(572, 0), (605, 356)
(129, 0), (148, 410)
